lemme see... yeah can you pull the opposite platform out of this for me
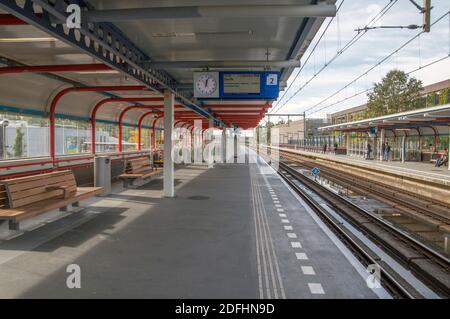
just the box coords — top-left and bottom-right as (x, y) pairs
(277, 146), (450, 187)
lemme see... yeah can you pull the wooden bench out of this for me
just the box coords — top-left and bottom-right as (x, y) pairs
(118, 157), (161, 187)
(0, 170), (103, 230)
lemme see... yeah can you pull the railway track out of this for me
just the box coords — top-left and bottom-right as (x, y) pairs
(280, 150), (450, 227)
(261, 151), (450, 298)
(275, 150), (450, 256)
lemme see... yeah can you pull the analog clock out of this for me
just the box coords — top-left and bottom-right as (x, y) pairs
(196, 74), (217, 96)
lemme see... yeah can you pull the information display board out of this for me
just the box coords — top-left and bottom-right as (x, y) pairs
(219, 71), (279, 99)
(193, 71), (280, 99)
(223, 73), (261, 94)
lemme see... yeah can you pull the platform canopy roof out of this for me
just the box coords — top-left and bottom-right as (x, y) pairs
(320, 104), (450, 136)
(0, 0), (336, 129)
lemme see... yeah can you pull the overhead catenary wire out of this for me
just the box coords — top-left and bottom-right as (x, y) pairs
(306, 54), (450, 117)
(271, 0), (398, 114)
(272, 0), (345, 112)
(274, 0), (398, 113)
(301, 10), (450, 117)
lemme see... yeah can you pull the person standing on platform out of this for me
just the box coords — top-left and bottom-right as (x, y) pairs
(334, 142), (338, 155)
(323, 143), (327, 154)
(366, 143), (372, 160)
(383, 142), (390, 161)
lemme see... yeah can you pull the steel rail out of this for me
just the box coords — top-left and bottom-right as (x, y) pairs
(276, 159), (450, 297)
(275, 160), (418, 298)
(279, 150), (450, 225)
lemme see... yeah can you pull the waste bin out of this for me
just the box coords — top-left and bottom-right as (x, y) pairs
(94, 156), (111, 196)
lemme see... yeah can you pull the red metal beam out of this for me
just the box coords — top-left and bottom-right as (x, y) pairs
(0, 64), (110, 74)
(118, 106), (163, 152)
(0, 14), (41, 25)
(91, 96), (164, 154)
(213, 110), (265, 114)
(50, 85), (148, 160)
(137, 111), (158, 151)
(223, 117), (263, 119)
(90, 97), (190, 153)
(204, 104), (271, 108)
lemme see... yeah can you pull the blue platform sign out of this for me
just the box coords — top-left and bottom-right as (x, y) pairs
(219, 71), (280, 99)
(311, 167), (321, 177)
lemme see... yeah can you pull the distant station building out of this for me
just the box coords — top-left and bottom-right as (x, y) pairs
(273, 79), (450, 148)
(328, 79), (450, 125)
(319, 103), (450, 169)
(272, 118), (328, 144)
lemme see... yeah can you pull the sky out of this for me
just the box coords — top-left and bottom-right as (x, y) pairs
(270, 0), (450, 122)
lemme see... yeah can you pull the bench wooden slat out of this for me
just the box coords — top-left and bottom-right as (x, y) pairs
(6, 173), (75, 194)
(0, 187), (103, 222)
(125, 157), (151, 173)
(119, 157), (160, 187)
(3, 172), (77, 209)
(0, 170), (103, 227)
(8, 180), (77, 200)
(119, 170), (160, 178)
(0, 171), (68, 184)
(11, 185), (77, 208)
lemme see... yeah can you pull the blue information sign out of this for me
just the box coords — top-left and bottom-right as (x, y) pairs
(311, 167), (321, 177)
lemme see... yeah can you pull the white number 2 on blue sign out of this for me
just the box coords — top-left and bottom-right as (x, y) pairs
(266, 74), (278, 86)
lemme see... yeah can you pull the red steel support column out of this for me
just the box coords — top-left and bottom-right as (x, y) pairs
(118, 106), (163, 152)
(137, 112), (159, 151)
(152, 117), (163, 152)
(90, 96), (164, 154)
(50, 85), (147, 160)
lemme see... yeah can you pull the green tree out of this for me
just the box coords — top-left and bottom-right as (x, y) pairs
(13, 127), (24, 158)
(426, 91), (437, 107)
(439, 88), (449, 105)
(366, 70), (423, 117)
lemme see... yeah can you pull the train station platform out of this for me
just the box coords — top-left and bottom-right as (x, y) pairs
(278, 147), (450, 187)
(0, 158), (383, 298)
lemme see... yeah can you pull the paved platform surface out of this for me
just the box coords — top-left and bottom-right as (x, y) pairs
(0, 160), (383, 298)
(279, 147), (450, 186)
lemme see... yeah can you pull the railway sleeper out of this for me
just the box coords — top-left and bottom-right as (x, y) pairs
(325, 173), (448, 230)
(279, 156), (450, 297)
(362, 223), (425, 262)
(302, 171), (442, 231)
(409, 258), (450, 296)
(289, 152), (450, 208)
(318, 167), (446, 215)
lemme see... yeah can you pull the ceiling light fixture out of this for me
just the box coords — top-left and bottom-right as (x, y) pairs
(151, 30), (253, 38)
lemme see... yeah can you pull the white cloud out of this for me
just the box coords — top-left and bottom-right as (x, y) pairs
(274, 0), (450, 119)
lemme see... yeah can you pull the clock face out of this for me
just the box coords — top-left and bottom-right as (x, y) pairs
(196, 74), (217, 96)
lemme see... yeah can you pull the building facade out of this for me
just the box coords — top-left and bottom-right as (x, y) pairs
(272, 118), (328, 144)
(327, 79), (450, 125)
